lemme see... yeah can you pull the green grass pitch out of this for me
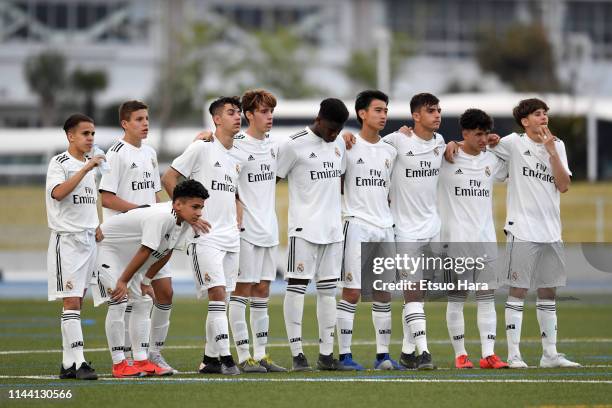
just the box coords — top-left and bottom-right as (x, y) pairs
(0, 295), (611, 407)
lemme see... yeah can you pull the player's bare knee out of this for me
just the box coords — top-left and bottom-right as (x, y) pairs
(233, 282), (252, 297)
(372, 290), (391, 303)
(152, 278), (173, 303)
(509, 287), (528, 299)
(208, 286), (226, 301)
(63, 297), (81, 310)
(403, 288), (424, 302)
(537, 287), (556, 300)
(252, 281), (270, 298)
(341, 288), (360, 304)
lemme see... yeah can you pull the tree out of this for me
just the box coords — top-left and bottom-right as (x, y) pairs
(24, 51), (67, 126)
(71, 69), (108, 118)
(476, 23), (560, 92)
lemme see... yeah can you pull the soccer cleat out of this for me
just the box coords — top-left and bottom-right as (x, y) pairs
(149, 352), (177, 375)
(454, 354), (474, 369)
(112, 359), (143, 378)
(220, 355), (240, 375)
(292, 353), (312, 372)
(238, 358), (267, 373)
(258, 355), (288, 372)
(507, 354), (529, 368)
(75, 362), (98, 380)
(539, 353), (581, 368)
(399, 352), (418, 369)
(374, 354), (404, 370)
(59, 363), (76, 379)
(317, 353), (340, 371)
(480, 354), (509, 369)
(338, 353), (364, 371)
(133, 359), (173, 376)
(417, 351), (435, 370)
(198, 356), (222, 374)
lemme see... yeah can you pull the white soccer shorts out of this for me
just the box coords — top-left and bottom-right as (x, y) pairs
(395, 232), (441, 283)
(237, 239), (277, 284)
(47, 230), (96, 301)
(189, 243), (239, 298)
(503, 232), (566, 289)
(285, 237), (342, 281)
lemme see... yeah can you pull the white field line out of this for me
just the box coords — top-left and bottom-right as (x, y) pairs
(2, 338), (612, 356)
(0, 375), (611, 384)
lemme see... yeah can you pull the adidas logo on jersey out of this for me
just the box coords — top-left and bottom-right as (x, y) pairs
(214, 161), (221, 167)
(523, 150), (531, 156)
(455, 169), (463, 175)
(309, 152), (317, 159)
(130, 163), (138, 169)
(357, 158), (364, 164)
(405, 151), (414, 156)
(248, 155), (255, 161)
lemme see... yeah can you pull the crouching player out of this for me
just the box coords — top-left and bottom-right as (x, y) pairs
(94, 180), (210, 377)
(46, 113), (105, 380)
(438, 109), (508, 369)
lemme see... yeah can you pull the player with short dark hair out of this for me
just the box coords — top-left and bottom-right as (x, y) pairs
(46, 113), (105, 380)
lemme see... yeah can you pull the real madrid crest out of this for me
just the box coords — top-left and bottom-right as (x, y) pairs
(204, 273), (211, 283)
(485, 166), (491, 177)
(270, 148), (276, 159)
(433, 147), (440, 156)
(335, 147), (341, 157)
(235, 164), (240, 173)
(296, 262), (305, 273)
(65, 281), (73, 290)
(346, 272), (353, 282)
(385, 158), (390, 169)
(151, 158), (157, 169)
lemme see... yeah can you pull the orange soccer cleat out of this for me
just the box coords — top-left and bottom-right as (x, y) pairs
(112, 360), (143, 378)
(480, 354), (510, 369)
(132, 359), (173, 376)
(454, 354), (474, 369)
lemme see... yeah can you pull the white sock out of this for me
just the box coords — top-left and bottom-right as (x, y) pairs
(204, 310), (219, 358)
(124, 303), (132, 358)
(476, 292), (497, 358)
(208, 301), (231, 357)
(129, 299), (152, 362)
(446, 294), (467, 357)
(536, 299), (558, 358)
(149, 303), (172, 354)
(229, 296), (251, 363)
(372, 302), (392, 354)
(505, 296), (524, 359)
(284, 284), (306, 357)
(62, 310), (85, 367)
(106, 299), (128, 364)
(61, 312), (73, 369)
(250, 297), (269, 361)
(316, 282), (337, 356)
(336, 299), (356, 355)
(405, 302), (428, 354)
(401, 302), (418, 354)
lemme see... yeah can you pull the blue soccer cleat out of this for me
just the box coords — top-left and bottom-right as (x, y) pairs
(338, 353), (365, 371)
(374, 353), (405, 370)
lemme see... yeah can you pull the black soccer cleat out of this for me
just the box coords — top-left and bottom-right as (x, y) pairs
(198, 355), (222, 374)
(316, 353), (339, 371)
(399, 352), (418, 369)
(75, 362), (98, 380)
(59, 363), (76, 379)
(292, 353), (312, 372)
(417, 351), (435, 370)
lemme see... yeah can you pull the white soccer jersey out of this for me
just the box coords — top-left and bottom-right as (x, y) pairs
(171, 138), (244, 252)
(384, 131), (446, 240)
(438, 149), (507, 248)
(100, 202), (191, 271)
(342, 133), (397, 228)
(489, 132), (571, 243)
(277, 127), (345, 244)
(230, 132), (279, 247)
(46, 152), (99, 233)
(99, 140), (161, 220)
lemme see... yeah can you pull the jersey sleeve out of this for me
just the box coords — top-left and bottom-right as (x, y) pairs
(382, 132), (400, 148)
(276, 140), (298, 179)
(337, 139), (347, 174)
(98, 150), (122, 194)
(171, 141), (205, 178)
(140, 212), (171, 251)
(150, 148), (162, 193)
(492, 155), (509, 182)
(488, 134), (513, 161)
(555, 139), (572, 176)
(46, 158), (67, 199)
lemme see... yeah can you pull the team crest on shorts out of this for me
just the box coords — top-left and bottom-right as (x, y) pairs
(296, 262), (305, 273)
(335, 147), (341, 157)
(511, 271), (518, 281)
(433, 147), (440, 156)
(385, 159), (390, 169)
(401, 271), (409, 279)
(485, 166), (491, 177)
(270, 149), (276, 158)
(204, 273), (211, 283)
(346, 272), (353, 282)
(107, 288), (113, 296)
(65, 281), (73, 290)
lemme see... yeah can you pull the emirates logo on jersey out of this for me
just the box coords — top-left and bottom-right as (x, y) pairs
(433, 147), (440, 156)
(485, 166), (491, 177)
(335, 147), (341, 157)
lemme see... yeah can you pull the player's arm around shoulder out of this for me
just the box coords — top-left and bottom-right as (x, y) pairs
(276, 137), (299, 180)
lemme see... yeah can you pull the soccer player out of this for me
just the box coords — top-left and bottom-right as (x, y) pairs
(336, 90), (400, 370)
(161, 96), (244, 375)
(95, 180), (210, 377)
(46, 113), (103, 380)
(99, 100), (176, 374)
(227, 89), (287, 372)
(487, 99), (577, 368)
(277, 98), (349, 371)
(438, 109), (509, 369)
